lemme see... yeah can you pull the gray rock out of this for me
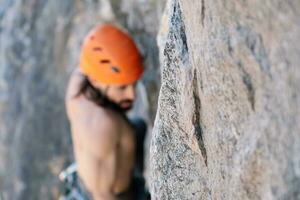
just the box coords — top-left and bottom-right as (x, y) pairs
(0, 0), (164, 199)
(150, 0), (300, 199)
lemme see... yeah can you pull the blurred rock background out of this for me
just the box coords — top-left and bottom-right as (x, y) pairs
(0, 0), (164, 199)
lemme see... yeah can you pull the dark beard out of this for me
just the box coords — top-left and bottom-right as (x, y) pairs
(119, 100), (133, 112)
(75, 76), (128, 120)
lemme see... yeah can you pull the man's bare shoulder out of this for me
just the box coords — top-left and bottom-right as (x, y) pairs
(69, 95), (120, 135)
(69, 98), (120, 158)
(65, 68), (122, 148)
(65, 68), (100, 120)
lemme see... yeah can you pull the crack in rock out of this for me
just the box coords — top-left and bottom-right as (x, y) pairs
(201, 0), (205, 26)
(237, 25), (271, 77)
(192, 70), (208, 166)
(237, 61), (256, 111)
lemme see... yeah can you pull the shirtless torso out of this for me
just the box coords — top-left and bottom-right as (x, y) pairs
(65, 69), (136, 200)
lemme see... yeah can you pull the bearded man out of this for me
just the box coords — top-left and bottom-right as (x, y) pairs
(60, 24), (149, 200)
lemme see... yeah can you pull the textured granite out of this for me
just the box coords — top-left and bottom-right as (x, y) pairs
(150, 0), (300, 199)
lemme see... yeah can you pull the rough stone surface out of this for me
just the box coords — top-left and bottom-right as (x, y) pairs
(0, 0), (164, 199)
(150, 0), (300, 199)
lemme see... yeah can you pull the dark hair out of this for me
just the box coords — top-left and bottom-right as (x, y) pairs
(75, 76), (128, 120)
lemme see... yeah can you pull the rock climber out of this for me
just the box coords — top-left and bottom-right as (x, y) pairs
(59, 24), (149, 200)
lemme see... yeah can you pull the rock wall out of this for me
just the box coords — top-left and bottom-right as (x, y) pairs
(0, 0), (164, 199)
(150, 0), (300, 199)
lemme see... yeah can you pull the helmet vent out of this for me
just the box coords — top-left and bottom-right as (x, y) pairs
(100, 59), (110, 64)
(93, 47), (102, 51)
(111, 66), (120, 73)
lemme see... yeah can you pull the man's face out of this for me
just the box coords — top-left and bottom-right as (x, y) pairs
(92, 80), (137, 112)
(106, 83), (137, 111)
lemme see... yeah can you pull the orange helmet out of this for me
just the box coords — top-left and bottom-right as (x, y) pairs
(79, 24), (144, 85)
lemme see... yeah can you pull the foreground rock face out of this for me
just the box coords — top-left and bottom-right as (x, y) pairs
(150, 0), (300, 199)
(0, 0), (164, 199)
